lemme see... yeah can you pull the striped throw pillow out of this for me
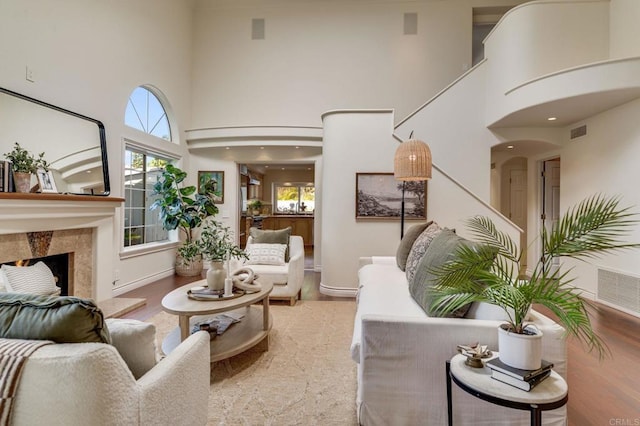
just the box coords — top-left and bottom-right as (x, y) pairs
(1, 262), (59, 296)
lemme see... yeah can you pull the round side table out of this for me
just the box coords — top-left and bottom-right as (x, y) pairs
(446, 353), (568, 426)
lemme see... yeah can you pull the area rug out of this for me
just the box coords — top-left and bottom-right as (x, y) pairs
(148, 300), (358, 426)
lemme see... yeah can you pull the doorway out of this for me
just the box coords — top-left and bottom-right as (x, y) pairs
(541, 158), (561, 272)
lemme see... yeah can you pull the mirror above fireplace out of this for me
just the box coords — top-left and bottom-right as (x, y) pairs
(0, 87), (110, 195)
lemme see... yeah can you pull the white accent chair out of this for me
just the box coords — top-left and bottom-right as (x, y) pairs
(236, 235), (305, 305)
(10, 320), (211, 426)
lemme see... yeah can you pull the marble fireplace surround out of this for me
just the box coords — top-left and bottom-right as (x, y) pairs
(0, 194), (123, 302)
(0, 229), (92, 298)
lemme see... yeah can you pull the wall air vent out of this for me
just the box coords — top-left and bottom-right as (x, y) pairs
(252, 18), (265, 40)
(404, 13), (418, 35)
(570, 125), (587, 139)
(598, 268), (640, 316)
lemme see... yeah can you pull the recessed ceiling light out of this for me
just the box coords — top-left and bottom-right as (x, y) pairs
(547, 117), (557, 121)
(225, 147), (230, 150)
(260, 146), (265, 150)
(295, 146), (300, 149)
(507, 145), (514, 149)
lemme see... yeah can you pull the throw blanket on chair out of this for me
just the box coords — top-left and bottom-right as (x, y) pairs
(0, 339), (52, 426)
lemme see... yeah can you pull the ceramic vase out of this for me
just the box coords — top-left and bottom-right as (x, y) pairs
(498, 324), (543, 370)
(207, 260), (226, 291)
(13, 171), (31, 193)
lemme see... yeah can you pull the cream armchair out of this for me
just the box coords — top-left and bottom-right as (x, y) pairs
(232, 235), (305, 305)
(10, 319), (210, 426)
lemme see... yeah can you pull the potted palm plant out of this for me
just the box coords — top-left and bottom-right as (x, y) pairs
(150, 164), (218, 276)
(429, 194), (639, 369)
(198, 220), (248, 291)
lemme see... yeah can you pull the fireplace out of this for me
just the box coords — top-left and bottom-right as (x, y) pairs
(1, 252), (71, 296)
(0, 229), (92, 299)
(0, 194), (123, 302)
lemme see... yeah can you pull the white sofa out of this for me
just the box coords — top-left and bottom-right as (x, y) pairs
(233, 235), (305, 305)
(351, 257), (568, 426)
(9, 319), (210, 426)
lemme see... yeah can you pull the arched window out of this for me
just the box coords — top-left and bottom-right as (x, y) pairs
(123, 86), (176, 249)
(125, 86), (172, 140)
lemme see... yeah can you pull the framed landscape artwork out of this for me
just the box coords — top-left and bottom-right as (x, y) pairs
(197, 171), (224, 204)
(355, 172), (427, 220)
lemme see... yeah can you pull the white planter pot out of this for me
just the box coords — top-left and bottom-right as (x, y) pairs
(498, 324), (543, 370)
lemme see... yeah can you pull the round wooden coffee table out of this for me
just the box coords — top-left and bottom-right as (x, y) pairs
(161, 279), (273, 362)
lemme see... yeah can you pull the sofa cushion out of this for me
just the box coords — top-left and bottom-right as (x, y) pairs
(0, 293), (111, 344)
(246, 243), (287, 265)
(409, 229), (475, 318)
(243, 264), (289, 285)
(249, 227), (292, 261)
(351, 263), (427, 362)
(405, 222), (442, 285)
(105, 318), (157, 379)
(396, 221), (433, 271)
(1, 262), (59, 296)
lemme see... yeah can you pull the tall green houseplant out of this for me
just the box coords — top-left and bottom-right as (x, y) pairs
(429, 194), (639, 360)
(150, 164), (218, 275)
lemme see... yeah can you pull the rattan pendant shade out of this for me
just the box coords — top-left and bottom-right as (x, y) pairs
(394, 139), (432, 181)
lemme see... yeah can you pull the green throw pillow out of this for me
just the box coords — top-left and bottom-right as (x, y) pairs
(409, 229), (476, 318)
(249, 227), (292, 261)
(396, 221), (433, 271)
(0, 293), (111, 344)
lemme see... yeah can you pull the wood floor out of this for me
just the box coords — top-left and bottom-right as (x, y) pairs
(119, 251), (640, 425)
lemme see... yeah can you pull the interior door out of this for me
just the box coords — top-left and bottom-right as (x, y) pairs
(509, 169), (527, 231)
(542, 159), (561, 273)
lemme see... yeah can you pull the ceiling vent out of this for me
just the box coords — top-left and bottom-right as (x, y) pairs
(570, 125), (587, 139)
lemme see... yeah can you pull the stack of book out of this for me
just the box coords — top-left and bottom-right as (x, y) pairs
(486, 357), (554, 391)
(0, 161), (14, 192)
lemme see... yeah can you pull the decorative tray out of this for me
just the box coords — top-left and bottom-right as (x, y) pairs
(187, 286), (245, 301)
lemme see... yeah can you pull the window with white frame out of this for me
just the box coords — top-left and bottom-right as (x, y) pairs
(274, 183), (315, 214)
(123, 147), (174, 247)
(125, 86), (171, 140)
(123, 86), (176, 248)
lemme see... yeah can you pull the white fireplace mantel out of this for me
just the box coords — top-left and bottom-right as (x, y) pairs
(0, 193), (124, 302)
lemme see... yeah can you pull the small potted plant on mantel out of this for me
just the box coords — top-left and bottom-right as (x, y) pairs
(429, 194), (640, 369)
(150, 164), (218, 276)
(3, 142), (48, 193)
(198, 220), (248, 291)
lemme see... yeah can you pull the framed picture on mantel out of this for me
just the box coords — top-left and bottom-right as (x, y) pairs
(37, 168), (58, 194)
(355, 172), (427, 220)
(198, 171), (224, 204)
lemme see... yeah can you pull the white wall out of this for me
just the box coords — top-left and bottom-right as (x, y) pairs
(395, 62), (494, 199)
(321, 110), (398, 293)
(0, 0), (195, 294)
(560, 98), (640, 299)
(609, 0), (640, 58)
(189, 0), (524, 130)
(321, 110), (521, 293)
(484, 0), (610, 125)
